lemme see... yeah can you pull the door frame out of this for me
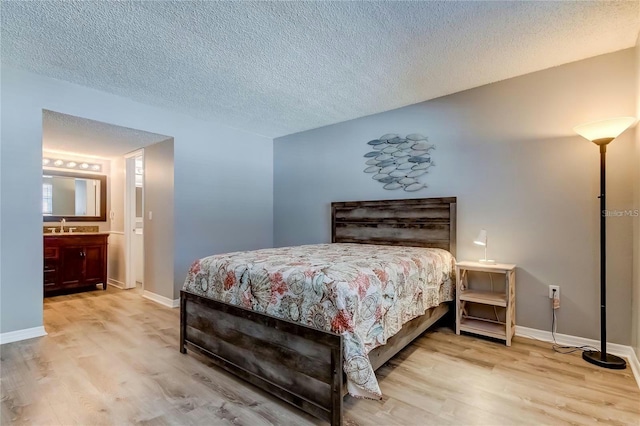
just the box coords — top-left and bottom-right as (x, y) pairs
(124, 149), (144, 290)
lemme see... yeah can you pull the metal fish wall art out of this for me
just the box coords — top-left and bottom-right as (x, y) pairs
(363, 133), (435, 191)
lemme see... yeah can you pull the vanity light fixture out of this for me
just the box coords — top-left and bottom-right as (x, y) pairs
(43, 157), (102, 172)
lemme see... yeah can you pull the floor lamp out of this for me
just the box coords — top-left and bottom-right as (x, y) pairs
(574, 116), (635, 370)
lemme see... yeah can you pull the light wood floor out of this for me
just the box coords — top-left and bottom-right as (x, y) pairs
(1, 286), (639, 425)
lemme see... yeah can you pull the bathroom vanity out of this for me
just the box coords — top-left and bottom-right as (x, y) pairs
(44, 233), (109, 295)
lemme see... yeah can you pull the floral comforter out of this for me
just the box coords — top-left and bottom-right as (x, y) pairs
(183, 243), (455, 399)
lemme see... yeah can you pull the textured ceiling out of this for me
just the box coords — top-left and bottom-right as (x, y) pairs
(3, 1), (639, 138)
(43, 110), (170, 157)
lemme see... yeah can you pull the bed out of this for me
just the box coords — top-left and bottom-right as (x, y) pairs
(180, 197), (457, 425)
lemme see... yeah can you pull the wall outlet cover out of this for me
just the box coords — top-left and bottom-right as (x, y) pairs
(549, 285), (560, 299)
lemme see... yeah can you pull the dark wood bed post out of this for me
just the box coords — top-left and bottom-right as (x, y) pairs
(330, 340), (344, 425)
(449, 200), (457, 258)
(179, 292), (187, 354)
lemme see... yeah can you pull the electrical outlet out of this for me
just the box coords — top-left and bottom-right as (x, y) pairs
(549, 285), (560, 299)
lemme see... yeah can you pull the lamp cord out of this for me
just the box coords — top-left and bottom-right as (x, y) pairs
(550, 295), (598, 354)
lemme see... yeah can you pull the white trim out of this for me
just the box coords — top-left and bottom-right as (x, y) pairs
(516, 326), (640, 388)
(124, 153), (134, 289)
(0, 326), (47, 345)
(142, 290), (179, 308)
(107, 278), (126, 289)
(124, 150), (144, 291)
(109, 231), (125, 235)
(629, 349), (640, 389)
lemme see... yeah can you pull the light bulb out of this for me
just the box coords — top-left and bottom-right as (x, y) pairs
(42, 158), (50, 166)
(53, 160), (64, 166)
(66, 162), (77, 168)
(80, 163), (89, 169)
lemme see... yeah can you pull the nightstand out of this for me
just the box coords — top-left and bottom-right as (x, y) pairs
(455, 261), (516, 346)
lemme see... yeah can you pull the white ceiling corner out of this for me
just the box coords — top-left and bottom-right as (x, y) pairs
(2, 1), (639, 138)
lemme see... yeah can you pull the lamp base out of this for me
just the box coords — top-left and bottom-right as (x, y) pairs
(582, 350), (626, 369)
(478, 259), (496, 264)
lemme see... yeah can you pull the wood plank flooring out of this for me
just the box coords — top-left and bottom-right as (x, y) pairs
(1, 286), (638, 425)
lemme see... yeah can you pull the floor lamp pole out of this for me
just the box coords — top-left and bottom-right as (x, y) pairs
(574, 116), (636, 369)
(599, 144), (607, 359)
(581, 142), (626, 369)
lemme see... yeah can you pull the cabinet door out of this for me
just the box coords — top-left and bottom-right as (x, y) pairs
(84, 245), (105, 286)
(60, 247), (85, 287)
(44, 258), (59, 290)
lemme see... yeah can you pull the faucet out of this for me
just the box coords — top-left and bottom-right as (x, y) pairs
(60, 218), (66, 233)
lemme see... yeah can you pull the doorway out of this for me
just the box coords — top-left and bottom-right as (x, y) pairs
(125, 150), (144, 291)
(41, 110), (172, 304)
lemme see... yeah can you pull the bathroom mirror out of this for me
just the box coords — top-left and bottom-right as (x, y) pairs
(43, 170), (107, 222)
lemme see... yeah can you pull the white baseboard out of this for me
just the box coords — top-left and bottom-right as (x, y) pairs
(0, 326), (47, 345)
(107, 278), (126, 289)
(516, 326), (640, 388)
(142, 290), (179, 308)
(629, 349), (640, 390)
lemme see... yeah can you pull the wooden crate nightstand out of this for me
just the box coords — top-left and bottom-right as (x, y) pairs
(455, 261), (516, 346)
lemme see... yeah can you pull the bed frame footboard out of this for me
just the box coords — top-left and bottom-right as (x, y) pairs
(180, 290), (344, 425)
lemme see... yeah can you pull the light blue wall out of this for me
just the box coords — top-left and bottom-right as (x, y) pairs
(0, 67), (273, 333)
(274, 49), (637, 344)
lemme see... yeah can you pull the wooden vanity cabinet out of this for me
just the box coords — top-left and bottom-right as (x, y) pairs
(44, 234), (108, 295)
(43, 247), (59, 290)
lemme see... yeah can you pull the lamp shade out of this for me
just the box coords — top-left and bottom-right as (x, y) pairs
(573, 117), (636, 144)
(473, 229), (487, 246)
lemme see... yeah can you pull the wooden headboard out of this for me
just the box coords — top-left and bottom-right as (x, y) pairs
(331, 197), (457, 257)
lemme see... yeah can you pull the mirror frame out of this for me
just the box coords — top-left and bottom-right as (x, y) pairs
(43, 170), (107, 222)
